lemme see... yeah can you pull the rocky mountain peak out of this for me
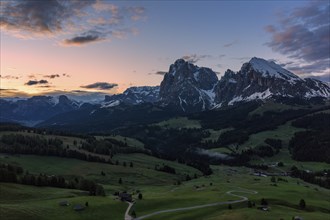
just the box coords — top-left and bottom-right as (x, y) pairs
(159, 59), (218, 112)
(58, 95), (70, 104)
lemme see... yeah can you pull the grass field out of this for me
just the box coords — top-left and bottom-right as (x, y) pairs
(0, 154), (200, 189)
(1, 121), (330, 220)
(133, 165), (330, 219)
(237, 122), (304, 151)
(1, 156), (329, 220)
(0, 183), (127, 220)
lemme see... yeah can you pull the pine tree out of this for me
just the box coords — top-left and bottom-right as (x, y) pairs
(299, 199), (306, 209)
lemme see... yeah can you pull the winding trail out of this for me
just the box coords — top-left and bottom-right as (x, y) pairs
(124, 202), (134, 220)
(125, 189), (257, 220)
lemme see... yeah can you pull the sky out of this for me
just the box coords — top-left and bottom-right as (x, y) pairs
(0, 0), (329, 100)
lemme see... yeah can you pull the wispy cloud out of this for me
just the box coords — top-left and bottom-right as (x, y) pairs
(80, 82), (118, 90)
(223, 40), (238, 48)
(265, 1), (330, 79)
(0, 0), (146, 46)
(181, 54), (212, 64)
(43, 74), (60, 79)
(25, 79), (49, 86)
(0, 75), (20, 80)
(149, 71), (167, 76)
(0, 89), (30, 98)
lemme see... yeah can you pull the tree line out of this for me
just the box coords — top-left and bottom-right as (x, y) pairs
(290, 113), (330, 163)
(0, 163), (105, 195)
(0, 134), (112, 164)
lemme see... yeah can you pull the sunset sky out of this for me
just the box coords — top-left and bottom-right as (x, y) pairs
(1, 0), (329, 100)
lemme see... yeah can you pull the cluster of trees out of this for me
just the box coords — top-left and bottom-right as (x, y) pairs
(0, 134), (111, 164)
(119, 125), (213, 175)
(80, 137), (149, 157)
(290, 166), (330, 189)
(155, 164), (176, 174)
(290, 113), (330, 163)
(0, 163), (105, 195)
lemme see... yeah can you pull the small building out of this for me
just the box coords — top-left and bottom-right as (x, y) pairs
(257, 205), (269, 211)
(59, 200), (69, 206)
(293, 216), (303, 220)
(73, 204), (85, 211)
(119, 193), (132, 202)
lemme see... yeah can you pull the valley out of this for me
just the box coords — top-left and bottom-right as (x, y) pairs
(1, 99), (330, 220)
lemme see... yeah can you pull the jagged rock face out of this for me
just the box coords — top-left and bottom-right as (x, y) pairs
(159, 59), (218, 112)
(214, 57), (330, 105)
(104, 86), (159, 105)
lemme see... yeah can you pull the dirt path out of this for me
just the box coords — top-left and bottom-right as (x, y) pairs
(132, 189), (258, 220)
(124, 202), (134, 220)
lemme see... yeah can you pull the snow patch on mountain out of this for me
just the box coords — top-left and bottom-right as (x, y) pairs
(101, 100), (120, 108)
(249, 57), (301, 82)
(246, 89), (272, 101)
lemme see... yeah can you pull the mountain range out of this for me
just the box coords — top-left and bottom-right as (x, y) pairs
(1, 57), (329, 127)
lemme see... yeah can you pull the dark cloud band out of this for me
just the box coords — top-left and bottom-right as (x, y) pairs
(80, 82), (118, 90)
(25, 80), (49, 86)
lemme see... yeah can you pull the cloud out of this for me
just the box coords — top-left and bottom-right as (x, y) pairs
(309, 73), (330, 82)
(25, 79), (49, 86)
(223, 40), (238, 48)
(0, 0), (93, 36)
(38, 85), (53, 88)
(181, 54), (212, 64)
(149, 71), (167, 76)
(44, 74), (60, 79)
(0, 89), (30, 98)
(0, 75), (20, 80)
(63, 31), (104, 46)
(80, 82), (118, 90)
(0, 0), (146, 45)
(92, 1), (118, 13)
(265, 1), (330, 77)
(127, 6), (146, 21)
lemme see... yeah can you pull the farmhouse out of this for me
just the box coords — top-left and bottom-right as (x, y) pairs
(119, 192), (133, 202)
(73, 204), (85, 211)
(257, 205), (269, 211)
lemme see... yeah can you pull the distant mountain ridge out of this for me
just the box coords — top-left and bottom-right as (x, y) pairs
(104, 86), (159, 105)
(1, 57), (329, 125)
(0, 95), (80, 126)
(213, 57), (330, 106)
